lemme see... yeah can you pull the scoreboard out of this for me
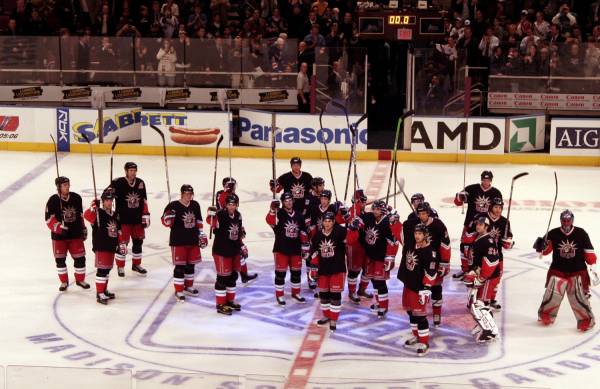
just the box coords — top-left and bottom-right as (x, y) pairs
(357, 8), (446, 44)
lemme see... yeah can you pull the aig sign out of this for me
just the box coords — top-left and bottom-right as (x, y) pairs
(551, 119), (600, 156)
(409, 117), (505, 154)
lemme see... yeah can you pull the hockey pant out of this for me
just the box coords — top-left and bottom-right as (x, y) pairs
(538, 274), (595, 331)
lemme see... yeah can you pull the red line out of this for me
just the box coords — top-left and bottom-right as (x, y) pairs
(283, 161), (390, 389)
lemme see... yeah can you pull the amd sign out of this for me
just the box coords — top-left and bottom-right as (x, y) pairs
(410, 117), (505, 154)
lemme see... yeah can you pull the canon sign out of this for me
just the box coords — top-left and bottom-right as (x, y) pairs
(409, 117), (505, 154)
(551, 119), (600, 156)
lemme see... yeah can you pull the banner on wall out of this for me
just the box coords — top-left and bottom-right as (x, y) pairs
(409, 116), (505, 154)
(550, 118), (600, 156)
(238, 109), (368, 151)
(506, 114), (545, 153)
(0, 106), (54, 143)
(141, 110), (230, 147)
(60, 107), (142, 145)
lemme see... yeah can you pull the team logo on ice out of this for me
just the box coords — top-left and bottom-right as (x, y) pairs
(62, 206), (77, 223)
(126, 192), (141, 209)
(284, 220), (299, 238)
(291, 183), (305, 199)
(228, 223), (239, 241)
(319, 238), (335, 258)
(558, 239), (577, 259)
(475, 195), (491, 213)
(365, 227), (379, 245)
(106, 220), (118, 238)
(182, 211), (196, 228)
(406, 250), (418, 271)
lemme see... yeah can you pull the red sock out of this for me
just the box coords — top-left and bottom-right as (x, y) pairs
(359, 276), (369, 291)
(241, 263), (248, 275)
(378, 294), (389, 310)
(216, 289), (226, 305)
(57, 267), (68, 283)
(275, 285), (284, 298)
(291, 282), (300, 296)
(329, 304), (341, 321)
(226, 286), (236, 302)
(116, 256), (126, 268)
(74, 268), (85, 282)
(460, 257), (469, 273)
(174, 278), (184, 293)
(95, 276), (107, 293)
(321, 302), (330, 319)
(418, 329), (429, 345)
(184, 275), (194, 288)
(132, 253), (142, 266)
(411, 324), (418, 337)
(348, 277), (357, 294)
(433, 306), (442, 317)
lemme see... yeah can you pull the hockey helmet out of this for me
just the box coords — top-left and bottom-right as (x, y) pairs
(320, 190), (332, 200)
(560, 209), (574, 222)
(481, 170), (494, 180)
(414, 223), (429, 234)
(180, 184), (194, 194)
(354, 189), (367, 203)
(225, 194), (239, 205)
(124, 162), (138, 170)
(323, 211), (336, 221)
(492, 197), (504, 207)
(290, 156), (302, 166)
(410, 193), (425, 204)
(222, 176), (237, 187)
(311, 176), (325, 187)
(474, 215), (491, 226)
(101, 187), (115, 200)
(416, 202), (431, 214)
(280, 192), (294, 202)
(372, 200), (387, 211)
(55, 176), (70, 187)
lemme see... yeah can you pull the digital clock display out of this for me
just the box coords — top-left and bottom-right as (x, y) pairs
(388, 15), (416, 25)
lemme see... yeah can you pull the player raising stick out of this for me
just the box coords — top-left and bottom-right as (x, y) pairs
(161, 185), (208, 303)
(45, 177), (90, 291)
(266, 192), (310, 305)
(270, 157), (313, 214)
(83, 188), (126, 305)
(398, 223), (437, 356)
(346, 189), (371, 303)
(534, 210), (597, 331)
(309, 211), (353, 331)
(215, 177), (258, 284)
(207, 195), (246, 315)
(111, 162), (150, 277)
(454, 171), (503, 280)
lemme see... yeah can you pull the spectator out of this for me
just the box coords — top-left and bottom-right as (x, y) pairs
(479, 27), (500, 60)
(304, 24), (325, 56)
(25, 8), (49, 35)
(150, 0), (162, 25)
(489, 46), (505, 74)
(325, 22), (342, 63)
(210, 0), (230, 27)
(503, 47), (523, 75)
(160, 8), (179, 38)
(584, 40), (600, 77)
(187, 4), (208, 35)
(516, 10), (530, 37)
(297, 62), (310, 112)
(458, 25), (480, 66)
(423, 74), (445, 114)
(135, 37), (154, 85)
(297, 41), (314, 71)
(208, 13), (223, 36)
(157, 39), (177, 86)
(287, 6), (304, 39)
(11, 0), (29, 35)
(76, 30), (91, 85)
(339, 12), (354, 45)
(311, 0), (328, 17)
(533, 11), (550, 40)
(301, 11), (319, 38)
(471, 9), (487, 40)
(161, 0), (179, 18)
(4, 19), (18, 36)
(548, 23), (565, 44)
(137, 5), (152, 36)
(94, 4), (116, 36)
(519, 22), (540, 55)
(98, 36), (117, 84)
(449, 17), (464, 40)
(592, 1), (600, 27)
(551, 3), (576, 33)
(522, 45), (539, 75)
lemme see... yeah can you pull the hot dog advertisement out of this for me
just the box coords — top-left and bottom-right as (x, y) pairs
(141, 110), (229, 147)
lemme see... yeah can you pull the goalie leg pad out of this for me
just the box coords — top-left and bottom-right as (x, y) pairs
(538, 275), (567, 325)
(470, 299), (499, 342)
(566, 274), (595, 331)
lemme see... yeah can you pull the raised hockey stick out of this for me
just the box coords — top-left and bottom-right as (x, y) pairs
(503, 172), (529, 239)
(80, 132), (100, 225)
(352, 113), (368, 198)
(271, 113), (278, 200)
(49, 134), (64, 223)
(109, 136), (119, 183)
(366, 176), (407, 207)
(331, 100), (354, 203)
(209, 134), (225, 239)
(539, 172), (558, 259)
(319, 107), (338, 201)
(386, 110), (414, 204)
(150, 125), (171, 203)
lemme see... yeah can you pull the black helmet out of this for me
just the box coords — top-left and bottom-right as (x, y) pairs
(101, 187), (115, 200)
(414, 223), (428, 234)
(416, 203), (431, 214)
(280, 192), (294, 202)
(55, 176), (70, 187)
(560, 209), (574, 222)
(290, 156), (302, 165)
(320, 190), (332, 200)
(225, 194), (238, 205)
(124, 162), (137, 170)
(481, 170), (493, 180)
(372, 200), (386, 210)
(222, 177), (237, 187)
(180, 184), (194, 194)
(323, 211), (336, 221)
(311, 176), (325, 187)
(492, 197), (504, 207)
(354, 189), (367, 202)
(474, 215), (490, 226)
(411, 193), (425, 204)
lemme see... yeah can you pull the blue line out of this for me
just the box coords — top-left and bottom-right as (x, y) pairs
(0, 155), (59, 204)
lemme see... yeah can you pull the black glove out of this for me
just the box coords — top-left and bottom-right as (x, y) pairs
(82, 226), (88, 241)
(269, 179), (278, 191)
(270, 200), (281, 210)
(533, 237), (547, 253)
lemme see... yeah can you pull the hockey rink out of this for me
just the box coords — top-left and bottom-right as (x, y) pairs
(2, 150), (600, 389)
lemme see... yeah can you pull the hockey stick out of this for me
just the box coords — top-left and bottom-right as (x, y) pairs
(209, 134), (225, 239)
(503, 172), (529, 239)
(386, 110), (414, 204)
(109, 136), (119, 183)
(49, 134), (65, 224)
(319, 107), (338, 201)
(331, 100), (354, 203)
(352, 113), (368, 198)
(539, 172), (558, 259)
(80, 132), (100, 225)
(366, 177), (407, 207)
(150, 125), (171, 203)
(271, 113), (278, 201)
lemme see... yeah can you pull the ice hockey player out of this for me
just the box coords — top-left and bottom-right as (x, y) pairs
(266, 192), (310, 305)
(413, 202), (451, 326)
(45, 176), (89, 291)
(346, 189), (372, 303)
(453, 170), (503, 280)
(305, 176), (326, 211)
(353, 200), (399, 318)
(110, 162), (150, 277)
(463, 216), (500, 343)
(215, 176), (258, 284)
(534, 210), (597, 331)
(405, 193), (439, 222)
(207, 195), (246, 315)
(309, 211), (352, 331)
(270, 157), (313, 214)
(83, 188), (126, 305)
(398, 223), (437, 356)
(463, 197), (513, 311)
(161, 185), (208, 302)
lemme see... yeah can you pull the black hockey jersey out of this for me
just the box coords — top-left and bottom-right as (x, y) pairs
(465, 212), (512, 260)
(161, 200), (203, 246)
(459, 184), (503, 226)
(110, 177), (147, 224)
(545, 227), (596, 274)
(45, 192), (85, 240)
(216, 190), (239, 210)
(471, 233), (500, 279)
(359, 213), (397, 261)
(85, 207), (120, 253)
(212, 209), (243, 257)
(310, 224), (348, 275)
(423, 217), (451, 262)
(266, 208), (307, 255)
(398, 243), (437, 292)
(276, 171), (313, 213)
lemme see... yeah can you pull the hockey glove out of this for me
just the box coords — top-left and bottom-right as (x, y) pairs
(348, 216), (362, 231)
(207, 206), (217, 217)
(240, 244), (249, 259)
(384, 255), (395, 272)
(388, 208), (399, 224)
(589, 264), (600, 287)
(456, 191), (468, 203)
(473, 276), (485, 289)
(437, 262), (450, 278)
(59, 224), (69, 236)
(269, 179), (278, 192)
(198, 231), (208, 249)
(270, 200), (281, 210)
(308, 266), (318, 283)
(162, 209), (176, 227)
(301, 242), (311, 260)
(502, 238), (514, 249)
(419, 288), (432, 305)
(142, 213), (151, 228)
(118, 243), (128, 256)
(462, 271), (477, 288)
(533, 237), (547, 253)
